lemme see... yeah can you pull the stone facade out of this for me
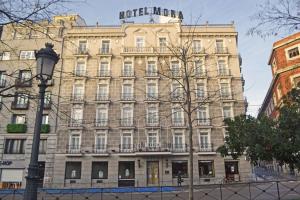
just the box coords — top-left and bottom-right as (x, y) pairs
(52, 22), (250, 187)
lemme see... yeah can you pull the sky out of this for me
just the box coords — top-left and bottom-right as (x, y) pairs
(66, 0), (292, 116)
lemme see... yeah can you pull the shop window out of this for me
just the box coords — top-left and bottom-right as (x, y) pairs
(65, 162), (81, 179)
(118, 161), (135, 179)
(92, 162), (108, 179)
(172, 161), (188, 178)
(199, 161), (215, 178)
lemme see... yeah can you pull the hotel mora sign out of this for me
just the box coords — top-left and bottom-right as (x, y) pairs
(119, 7), (184, 20)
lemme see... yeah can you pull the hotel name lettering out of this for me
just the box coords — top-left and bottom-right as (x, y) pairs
(119, 7), (183, 20)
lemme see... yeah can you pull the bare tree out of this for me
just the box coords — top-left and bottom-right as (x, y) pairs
(248, 0), (300, 37)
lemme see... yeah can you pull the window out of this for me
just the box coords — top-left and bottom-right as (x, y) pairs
(159, 37), (167, 52)
(71, 107), (83, 125)
(92, 162), (108, 179)
(147, 61), (157, 76)
(99, 62), (109, 76)
(123, 61), (133, 76)
(4, 139), (25, 154)
(42, 114), (49, 124)
(196, 83), (206, 99)
(14, 93), (29, 108)
(44, 92), (51, 107)
(173, 131), (184, 149)
(172, 107), (184, 125)
(172, 82), (183, 100)
(95, 132), (107, 151)
(220, 82), (231, 98)
(39, 139), (47, 154)
(121, 132), (132, 150)
(75, 61), (86, 76)
(20, 51), (35, 60)
(19, 70), (32, 83)
(78, 41), (87, 53)
(197, 107), (209, 124)
(101, 40), (110, 53)
(172, 161), (188, 178)
(223, 106), (232, 119)
(136, 37), (144, 48)
(0, 71), (6, 87)
(199, 161), (214, 177)
(147, 106), (158, 125)
(12, 114), (26, 124)
(218, 60), (228, 75)
(148, 131), (158, 147)
(122, 83), (133, 99)
(69, 133), (81, 152)
(199, 131), (210, 149)
(288, 47), (299, 59)
(195, 60), (205, 76)
(97, 84), (109, 100)
(2, 52), (10, 60)
(171, 61), (180, 76)
(121, 106), (133, 126)
(277, 84), (282, 99)
(65, 162), (81, 179)
(96, 107), (108, 126)
(216, 39), (224, 51)
(73, 83), (84, 100)
(118, 161), (135, 179)
(147, 82), (157, 99)
(193, 40), (202, 53)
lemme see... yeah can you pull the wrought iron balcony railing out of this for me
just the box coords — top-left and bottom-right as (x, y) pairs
(66, 145), (81, 154)
(216, 47), (229, 54)
(94, 119), (108, 127)
(120, 93), (135, 101)
(196, 118), (211, 126)
(197, 143), (214, 152)
(11, 101), (29, 109)
(99, 48), (111, 55)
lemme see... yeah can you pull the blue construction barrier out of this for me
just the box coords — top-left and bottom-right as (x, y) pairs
(0, 186), (178, 195)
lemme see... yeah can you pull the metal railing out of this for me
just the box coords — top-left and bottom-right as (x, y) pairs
(2, 180), (300, 200)
(192, 48), (206, 54)
(15, 78), (32, 87)
(120, 93), (135, 101)
(120, 119), (135, 127)
(74, 69), (86, 76)
(76, 48), (89, 55)
(94, 119), (108, 127)
(196, 118), (211, 126)
(93, 144), (108, 154)
(68, 119), (83, 127)
(99, 48), (111, 54)
(96, 94), (110, 101)
(66, 145), (81, 154)
(197, 143), (214, 152)
(70, 95), (85, 102)
(121, 70), (135, 77)
(145, 71), (159, 77)
(98, 69), (111, 77)
(146, 93), (158, 100)
(11, 101), (29, 109)
(216, 47), (229, 54)
(218, 68), (231, 76)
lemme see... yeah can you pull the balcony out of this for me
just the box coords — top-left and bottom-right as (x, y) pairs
(171, 144), (188, 153)
(145, 119), (159, 127)
(196, 118), (211, 126)
(218, 69), (231, 77)
(145, 71), (159, 77)
(98, 70), (111, 77)
(93, 144), (108, 154)
(145, 93), (159, 101)
(0, 79), (6, 87)
(153, 47), (170, 54)
(122, 47), (152, 54)
(192, 48), (206, 54)
(215, 47), (229, 54)
(195, 70), (207, 78)
(120, 70), (135, 78)
(70, 95), (85, 103)
(66, 145), (81, 154)
(98, 48), (112, 55)
(95, 94), (110, 102)
(120, 119), (135, 127)
(74, 48), (89, 56)
(196, 94), (208, 101)
(171, 121), (185, 127)
(197, 143), (214, 153)
(11, 101), (29, 110)
(220, 94), (233, 101)
(119, 144), (134, 153)
(94, 119), (108, 128)
(120, 93), (135, 102)
(41, 124), (50, 133)
(171, 71), (181, 77)
(171, 94), (185, 102)
(68, 119), (83, 128)
(15, 78), (32, 87)
(7, 124), (27, 133)
(135, 143), (171, 153)
(74, 70), (86, 77)
(44, 101), (52, 109)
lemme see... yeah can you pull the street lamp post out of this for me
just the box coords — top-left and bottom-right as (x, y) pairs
(24, 43), (59, 200)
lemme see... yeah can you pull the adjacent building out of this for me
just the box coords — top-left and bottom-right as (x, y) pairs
(259, 32), (300, 118)
(0, 15), (250, 188)
(0, 15), (85, 189)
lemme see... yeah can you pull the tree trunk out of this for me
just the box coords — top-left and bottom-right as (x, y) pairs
(188, 114), (194, 200)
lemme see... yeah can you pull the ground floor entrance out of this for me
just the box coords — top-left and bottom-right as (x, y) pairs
(225, 161), (240, 182)
(147, 161), (159, 186)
